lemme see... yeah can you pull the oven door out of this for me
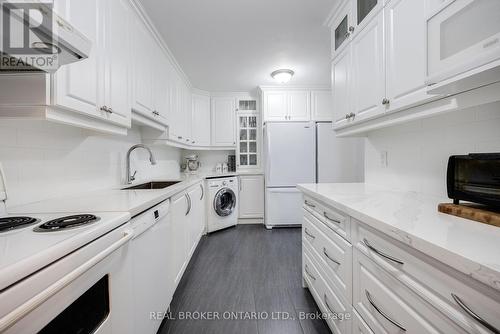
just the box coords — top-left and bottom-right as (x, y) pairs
(0, 224), (133, 334)
(427, 0), (500, 84)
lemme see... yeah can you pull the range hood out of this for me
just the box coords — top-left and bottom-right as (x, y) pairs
(0, 1), (91, 73)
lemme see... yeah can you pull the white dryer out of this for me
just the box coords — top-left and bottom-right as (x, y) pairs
(206, 176), (239, 233)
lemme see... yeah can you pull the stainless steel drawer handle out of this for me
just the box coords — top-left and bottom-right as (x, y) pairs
(200, 184), (204, 200)
(451, 293), (500, 334)
(304, 265), (316, 281)
(323, 212), (341, 224)
(304, 228), (316, 240)
(323, 294), (336, 314)
(304, 200), (316, 208)
(365, 290), (406, 332)
(363, 238), (404, 265)
(323, 248), (340, 266)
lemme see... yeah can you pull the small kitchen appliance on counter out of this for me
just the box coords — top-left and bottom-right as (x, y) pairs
(183, 154), (201, 174)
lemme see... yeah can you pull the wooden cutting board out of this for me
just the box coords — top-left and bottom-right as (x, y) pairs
(438, 203), (500, 227)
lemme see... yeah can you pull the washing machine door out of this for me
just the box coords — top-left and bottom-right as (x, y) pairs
(214, 188), (236, 217)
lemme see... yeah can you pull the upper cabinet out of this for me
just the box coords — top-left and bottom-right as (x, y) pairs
(211, 97), (236, 147)
(311, 90), (333, 121)
(191, 94), (211, 146)
(262, 89), (311, 122)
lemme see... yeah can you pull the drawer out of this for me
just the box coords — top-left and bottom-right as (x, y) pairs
(303, 195), (351, 242)
(303, 246), (352, 334)
(303, 209), (352, 304)
(353, 220), (500, 334)
(353, 249), (468, 334)
(352, 309), (374, 334)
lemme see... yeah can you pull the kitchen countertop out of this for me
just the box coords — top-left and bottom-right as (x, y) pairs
(9, 174), (204, 217)
(297, 183), (500, 292)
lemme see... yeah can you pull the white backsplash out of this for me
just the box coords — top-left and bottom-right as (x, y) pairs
(365, 101), (500, 198)
(0, 120), (182, 208)
(184, 150), (235, 173)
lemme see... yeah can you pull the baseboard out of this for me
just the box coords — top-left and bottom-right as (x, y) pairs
(238, 218), (264, 225)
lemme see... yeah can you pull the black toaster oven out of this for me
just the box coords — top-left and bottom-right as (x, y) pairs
(447, 153), (500, 209)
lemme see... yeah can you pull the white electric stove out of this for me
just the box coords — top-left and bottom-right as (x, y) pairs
(0, 164), (134, 334)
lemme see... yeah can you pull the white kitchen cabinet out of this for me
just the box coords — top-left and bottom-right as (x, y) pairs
(237, 112), (260, 169)
(311, 90), (333, 121)
(262, 90), (311, 121)
(191, 94), (211, 146)
(332, 46), (352, 128)
(350, 9), (385, 122)
(152, 53), (170, 126)
(330, 0), (353, 60)
(170, 192), (189, 286)
(352, 0), (384, 38)
(211, 97), (236, 147)
(238, 175), (264, 219)
(132, 19), (155, 116)
(384, 0), (433, 113)
(187, 183), (205, 257)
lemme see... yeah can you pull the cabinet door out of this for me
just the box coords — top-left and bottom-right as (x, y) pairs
(187, 185), (202, 257)
(385, 0), (431, 112)
(103, 0), (131, 126)
(353, 0), (383, 36)
(238, 175), (264, 219)
(182, 86), (192, 143)
(237, 113), (260, 169)
(351, 10), (385, 122)
(288, 91), (311, 121)
(152, 53), (170, 127)
(168, 75), (181, 141)
(192, 94), (211, 146)
(171, 192), (189, 285)
(331, 0), (353, 59)
(53, 0), (100, 117)
(263, 91), (287, 121)
(211, 97), (236, 146)
(132, 20), (154, 115)
(332, 46), (352, 128)
(311, 90), (333, 121)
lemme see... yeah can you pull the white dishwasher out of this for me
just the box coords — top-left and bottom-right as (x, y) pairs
(130, 199), (173, 334)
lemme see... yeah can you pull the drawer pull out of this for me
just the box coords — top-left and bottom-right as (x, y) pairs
(365, 290), (406, 332)
(323, 294), (336, 314)
(323, 212), (341, 224)
(304, 200), (316, 208)
(304, 265), (316, 281)
(451, 293), (500, 334)
(304, 228), (316, 240)
(323, 248), (340, 266)
(363, 238), (404, 265)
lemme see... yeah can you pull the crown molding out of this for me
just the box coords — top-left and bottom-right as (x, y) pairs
(129, 0), (192, 88)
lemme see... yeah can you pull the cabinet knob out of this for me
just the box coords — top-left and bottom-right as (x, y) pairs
(178, 136), (183, 140)
(100, 106), (112, 114)
(152, 110), (160, 116)
(348, 26), (355, 33)
(382, 98), (390, 105)
(345, 114), (350, 120)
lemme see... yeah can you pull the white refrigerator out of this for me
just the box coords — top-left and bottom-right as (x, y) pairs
(264, 122), (316, 228)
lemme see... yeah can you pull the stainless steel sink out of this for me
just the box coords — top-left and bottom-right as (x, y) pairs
(122, 181), (180, 190)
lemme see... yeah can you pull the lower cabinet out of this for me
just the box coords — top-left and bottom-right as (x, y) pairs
(170, 182), (205, 287)
(301, 194), (500, 334)
(238, 175), (264, 219)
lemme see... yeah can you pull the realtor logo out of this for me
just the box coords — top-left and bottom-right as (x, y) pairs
(0, 1), (59, 71)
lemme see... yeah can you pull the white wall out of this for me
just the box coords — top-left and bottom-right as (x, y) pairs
(0, 120), (182, 207)
(365, 101), (500, 198)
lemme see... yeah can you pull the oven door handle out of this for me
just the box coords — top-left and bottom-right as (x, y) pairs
(0, 229), (134, 332)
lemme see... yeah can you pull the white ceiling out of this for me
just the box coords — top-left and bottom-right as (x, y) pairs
(139, 0), (335, 92)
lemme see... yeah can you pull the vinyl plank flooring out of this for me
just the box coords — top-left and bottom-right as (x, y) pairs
(159, 225), (330, 334)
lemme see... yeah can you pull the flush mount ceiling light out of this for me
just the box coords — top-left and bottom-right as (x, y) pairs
(271, 69), (294, 83)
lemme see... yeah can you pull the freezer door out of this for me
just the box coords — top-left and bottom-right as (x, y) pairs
(264, 122), (316, 187)
(265, 187), (303, 227)
(316, 122), (365, 183)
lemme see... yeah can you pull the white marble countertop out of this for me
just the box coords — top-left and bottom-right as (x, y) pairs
(297, 183), (500, 292)
(9, 174), (204, 217)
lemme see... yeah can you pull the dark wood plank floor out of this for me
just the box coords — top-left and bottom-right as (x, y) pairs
(158, 225), (330, 334)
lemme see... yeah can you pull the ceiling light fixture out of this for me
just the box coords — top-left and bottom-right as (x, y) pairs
(271, 69), (294, 83)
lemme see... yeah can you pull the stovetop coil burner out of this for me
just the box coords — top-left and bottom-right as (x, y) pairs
(34, 214), (100, 232)
(0, 216), (40, 233)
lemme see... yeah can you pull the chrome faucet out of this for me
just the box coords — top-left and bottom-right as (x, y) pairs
(126, 144), (157, 184)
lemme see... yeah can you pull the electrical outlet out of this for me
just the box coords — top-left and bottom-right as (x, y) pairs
(380, 151), (388, 168)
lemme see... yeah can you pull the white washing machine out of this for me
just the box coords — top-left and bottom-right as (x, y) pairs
(206, 176), (239, 233)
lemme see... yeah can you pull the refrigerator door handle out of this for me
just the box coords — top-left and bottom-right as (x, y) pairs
(264, 125), (271, 184)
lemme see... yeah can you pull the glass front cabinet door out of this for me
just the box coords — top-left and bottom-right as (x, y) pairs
(237, 113), (260, 169)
